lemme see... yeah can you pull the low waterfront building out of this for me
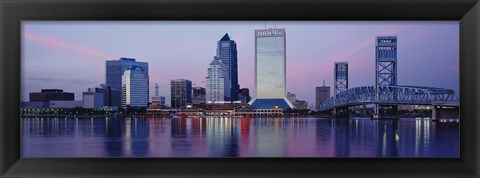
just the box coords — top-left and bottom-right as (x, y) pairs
(29, 89), (74, 102)
(254, 105), (284, 117)
(49, 100), (83, 108)
(83, 90), (104, 108)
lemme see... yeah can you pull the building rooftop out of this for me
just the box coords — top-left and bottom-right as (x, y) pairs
(250, 99), (291, 110)
(220, 33), (231, 41)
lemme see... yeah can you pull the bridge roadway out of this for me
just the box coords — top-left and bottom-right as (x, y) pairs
(318, 85), (459, 112)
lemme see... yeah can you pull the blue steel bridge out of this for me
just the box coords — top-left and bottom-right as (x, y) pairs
(317, 36), (459, 119)
(318, 85), (459, 112)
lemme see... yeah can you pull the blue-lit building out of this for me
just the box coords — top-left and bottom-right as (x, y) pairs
(248, 28), (294, 110)
(122, 65), (149, 109)
(217, 33), (239, 102)
(171, 79), (192, 109)
(106, 57), (149, 91)
(106, 57), (149, 108)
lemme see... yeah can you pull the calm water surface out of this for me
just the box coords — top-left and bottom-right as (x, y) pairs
(21, 117), (459, 157)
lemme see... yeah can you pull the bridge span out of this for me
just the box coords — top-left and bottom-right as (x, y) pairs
(318, 85), (459, 119)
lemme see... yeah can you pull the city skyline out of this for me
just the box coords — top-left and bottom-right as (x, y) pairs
(22, 21), (459, 106)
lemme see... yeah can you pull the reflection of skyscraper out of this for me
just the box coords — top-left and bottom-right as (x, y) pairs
(217, 33), (239, 102)
(122, 65), (149, 109)
(171, 79), (192, 109)
(206, 57), (230, 103)
(249, 28), (294, 110)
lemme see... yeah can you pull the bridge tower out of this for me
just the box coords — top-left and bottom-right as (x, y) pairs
(375, 36), (398, 117)
(334, 62), (349, 95)
(334, 62), (348, 116)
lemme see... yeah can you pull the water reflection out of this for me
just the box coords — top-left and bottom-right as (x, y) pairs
(21, 117), (459, 157)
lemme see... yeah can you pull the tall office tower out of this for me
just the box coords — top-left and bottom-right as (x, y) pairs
(217, 33), (239, 102)
(315, 80), (330, 110)
(106, 57), (149, 108)
(375, 36), (398, 116)
(152, 83), (162, 106)
(249, 28), (294, 110)
(238, 88), (251, 103)
(122, 65), (149, 109)
(171, 79), (192, 109)
(334, 62), (348, 95)
(205, 57), (231, 103)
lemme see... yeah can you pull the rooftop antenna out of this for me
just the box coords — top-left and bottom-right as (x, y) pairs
(155, 83), (159, 97)
(323, 79), (325, 87)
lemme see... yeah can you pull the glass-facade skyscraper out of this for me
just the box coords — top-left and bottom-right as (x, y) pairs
(106, 57), (149, 108)
(249, 28), (294, 110)
(217, 33), (239, 102)
(122, 65), (148, 109)
(122, 65), (149, 109)
(171, 79), (192, 109)
(205, 56), (230, 103)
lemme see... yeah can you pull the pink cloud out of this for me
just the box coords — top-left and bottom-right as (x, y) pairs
(23, 32), (118, 60)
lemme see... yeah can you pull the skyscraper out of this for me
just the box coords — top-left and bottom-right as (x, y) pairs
(122, 65), (149, 109)
(316, 81), (330, 110)
(171, 79), (192, 109)
(249, 28), (294, 110)
(217, 33), (239, 102)
(205, 56), (231, 103)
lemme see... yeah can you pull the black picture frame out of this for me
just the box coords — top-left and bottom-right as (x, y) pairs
(1, 0), (479, 177)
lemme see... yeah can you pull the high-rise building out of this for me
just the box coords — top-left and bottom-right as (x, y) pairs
(316, 81), (330, 110)
(249, 28), (294, 110)
(205, 57), (231, 103)
(192, 87), (206, 104)
(106, 57), (149, 108)
(238, 88), (251, 103)
(217, 33), (239, 102)
(171, 79), (192, 109)
(29, 89), (74, 102)
(122, 65), (149, 109)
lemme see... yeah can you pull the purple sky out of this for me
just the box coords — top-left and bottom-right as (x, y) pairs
(21, 21), (459, 106)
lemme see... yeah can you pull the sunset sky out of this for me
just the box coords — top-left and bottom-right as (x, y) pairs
(22, 21), (459, 106)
